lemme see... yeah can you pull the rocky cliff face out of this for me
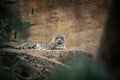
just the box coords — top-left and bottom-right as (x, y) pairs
(17, 0), (109, 54)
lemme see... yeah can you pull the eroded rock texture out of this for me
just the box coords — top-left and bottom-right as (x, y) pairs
(0, 49), (93, 80)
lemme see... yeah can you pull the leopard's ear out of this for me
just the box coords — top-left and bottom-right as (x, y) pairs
(54, 34), (58, 36)
(62, 33), (66, 37)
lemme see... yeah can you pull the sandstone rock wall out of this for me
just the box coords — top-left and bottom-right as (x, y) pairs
(18, 0), (110, 54)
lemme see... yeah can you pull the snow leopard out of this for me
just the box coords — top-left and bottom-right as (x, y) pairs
(15, 41), (41, 50)
(45, 34), (67, 50)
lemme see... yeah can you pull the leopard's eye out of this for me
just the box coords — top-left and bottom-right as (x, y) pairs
(61, 37), (63, 39)
(55, 37), (59, 39)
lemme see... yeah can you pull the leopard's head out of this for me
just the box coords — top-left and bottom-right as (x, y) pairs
(52, 34), (66, 45)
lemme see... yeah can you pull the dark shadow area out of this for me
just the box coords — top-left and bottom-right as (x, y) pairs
(98, 0), (120, 79)
(0, 0), (34, 46)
